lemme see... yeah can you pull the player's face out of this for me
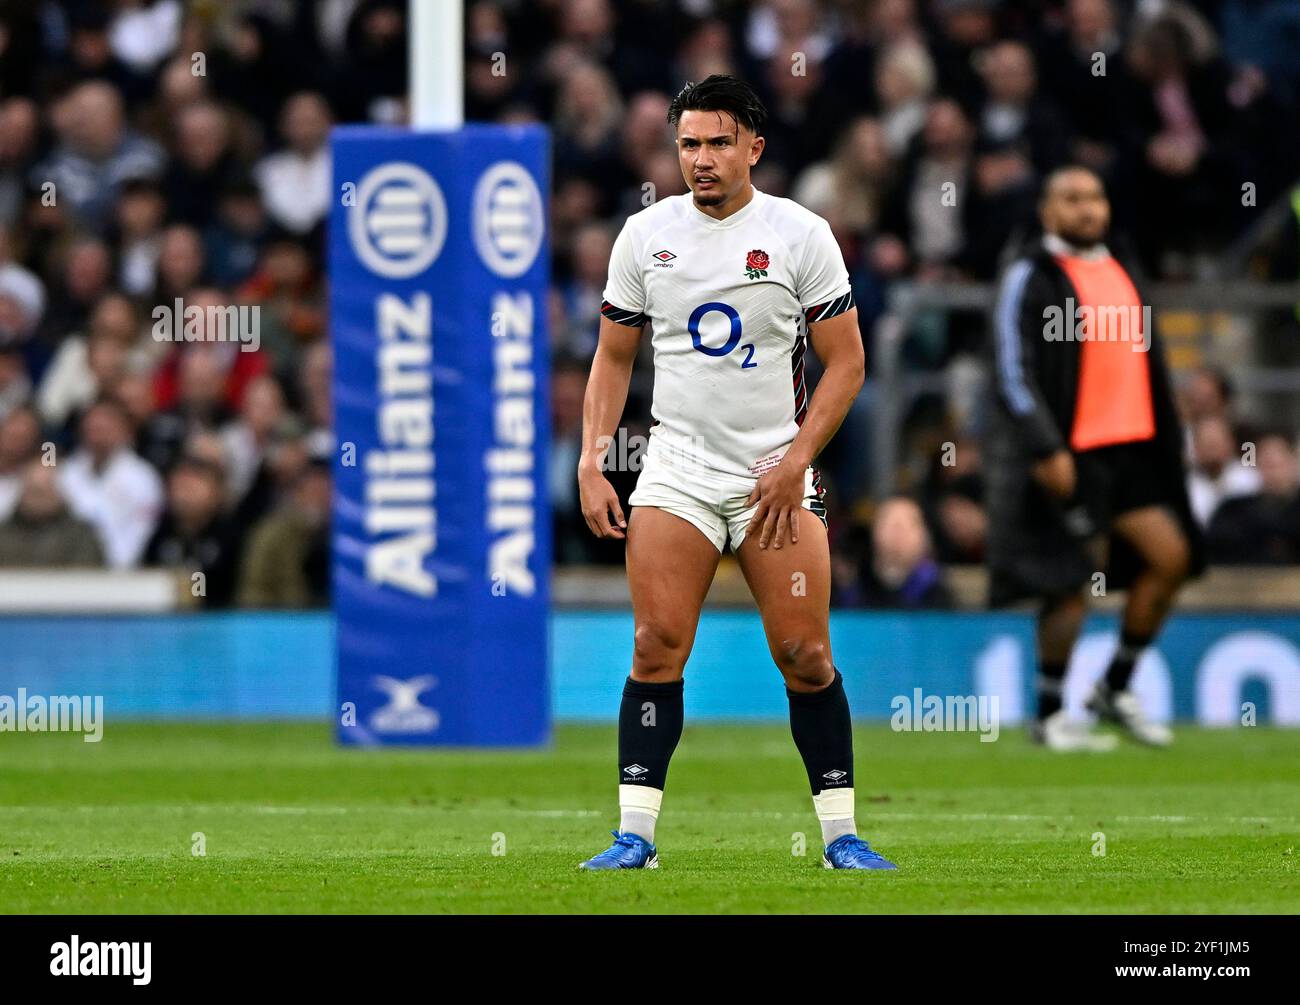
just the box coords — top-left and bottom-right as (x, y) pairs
(675, 109), (764, 209)
(1041, 170), (1110, 246)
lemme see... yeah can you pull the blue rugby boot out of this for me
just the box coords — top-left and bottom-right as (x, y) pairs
(822, 834), (897, 870)
(578, 830), (659, 870)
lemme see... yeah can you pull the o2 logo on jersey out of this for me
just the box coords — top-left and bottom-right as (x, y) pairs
(688, 301), (756, 369)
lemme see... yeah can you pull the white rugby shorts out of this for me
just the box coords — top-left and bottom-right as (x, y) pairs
(628, 448), (827, 553)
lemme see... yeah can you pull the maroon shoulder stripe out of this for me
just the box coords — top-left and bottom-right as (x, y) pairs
(804, 291), (855, 324)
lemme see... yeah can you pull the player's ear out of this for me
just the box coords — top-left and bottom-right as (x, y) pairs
(749, 134), (765, 166)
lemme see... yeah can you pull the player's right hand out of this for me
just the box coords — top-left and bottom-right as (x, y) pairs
(578, 463), (627, 539)
(1032, 449), (1076, 500)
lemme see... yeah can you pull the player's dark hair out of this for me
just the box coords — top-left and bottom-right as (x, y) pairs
(667, 74), (767, 136)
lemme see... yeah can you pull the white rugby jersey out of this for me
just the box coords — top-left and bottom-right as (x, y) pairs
(601, 187), (854, 479)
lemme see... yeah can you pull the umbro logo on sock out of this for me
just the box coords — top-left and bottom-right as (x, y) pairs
(623, 764), (648, 778)
(822, 769), (848, 782)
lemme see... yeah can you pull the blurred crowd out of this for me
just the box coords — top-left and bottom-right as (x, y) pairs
(511, 0), (1300, 599)
(830, 365), (1300, 609)
(0, 0), (405, 604)
(0, 0), (1297, 608)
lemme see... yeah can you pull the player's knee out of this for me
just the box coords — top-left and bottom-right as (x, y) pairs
(1041, 589), (1086, 621)
(632, 620), (686, 678)
(1151, 537), (1191, 586)
(776, 636), (833, 689)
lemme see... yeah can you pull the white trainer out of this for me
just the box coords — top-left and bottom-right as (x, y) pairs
(1029, 709), (1119, 752)
(1087, 684), (1173, 747)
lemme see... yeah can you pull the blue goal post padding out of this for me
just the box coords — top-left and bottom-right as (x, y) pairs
(329, 124), (551, 746)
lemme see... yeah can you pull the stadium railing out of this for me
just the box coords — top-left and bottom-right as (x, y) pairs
(554, 565), (1300, 610)
(0, 569), (189, 612)
(0, 566), (1291, 612)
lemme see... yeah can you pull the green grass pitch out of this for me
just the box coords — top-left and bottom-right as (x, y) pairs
(2, 722), (1297, 913)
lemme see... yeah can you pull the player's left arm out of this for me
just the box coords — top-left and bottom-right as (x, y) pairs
(745, 307), (864, 549)
(789, 306), (865, 470)
(746, 216), (863, 550)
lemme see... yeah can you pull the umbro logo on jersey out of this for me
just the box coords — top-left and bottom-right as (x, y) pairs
(623, 763), (649, 778)
(822, 769), (848, 782)
(651, 249), (677, 269)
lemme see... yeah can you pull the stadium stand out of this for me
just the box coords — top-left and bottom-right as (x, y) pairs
(0, 0), (1297, 608)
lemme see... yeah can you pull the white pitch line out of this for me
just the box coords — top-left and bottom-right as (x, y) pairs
(1, 806), (1295, 824)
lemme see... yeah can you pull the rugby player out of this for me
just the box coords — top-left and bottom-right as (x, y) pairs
(576, 75), (895, 870)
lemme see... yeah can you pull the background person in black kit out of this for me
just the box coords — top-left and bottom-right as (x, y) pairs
(985, 166), (1204, 751)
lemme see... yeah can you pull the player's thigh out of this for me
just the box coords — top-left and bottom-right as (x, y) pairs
(1112, 505), (1190, 580)
(626, 506), (721, 678)
(735, 508), (833, 684)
